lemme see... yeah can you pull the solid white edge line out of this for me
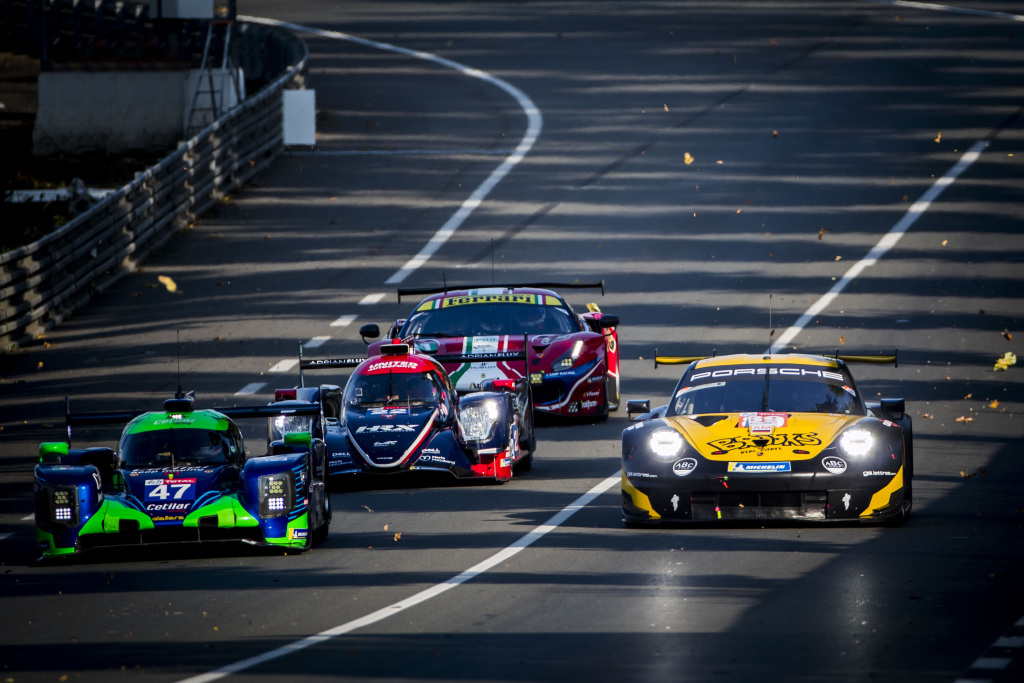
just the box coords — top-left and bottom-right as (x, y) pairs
(769, 141), (987, 353)
(233, 382), (266, 397)
(240, 16), (543, 287)
(176, 473), (620, 683)
(287, 149), (515, 156)
(859, 0), (1024, 22)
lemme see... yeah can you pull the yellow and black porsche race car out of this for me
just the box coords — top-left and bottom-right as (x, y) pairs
(621, 352), (912, 525)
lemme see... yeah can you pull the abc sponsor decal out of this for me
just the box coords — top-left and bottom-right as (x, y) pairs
(672, 458), (697, 477)
(822, 456), (847, 474)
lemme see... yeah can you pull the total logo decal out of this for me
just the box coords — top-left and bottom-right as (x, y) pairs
(727, 462), (792, 473)
(822, 456), (847, 474)
(356, 424), (417, 433)
(672, 458), (697, 477)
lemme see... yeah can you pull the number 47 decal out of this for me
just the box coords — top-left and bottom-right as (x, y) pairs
(145, 478), (197, 501)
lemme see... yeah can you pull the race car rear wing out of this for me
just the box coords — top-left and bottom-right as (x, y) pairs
(654, 349), (898, 368)
(397, 280), (605, 302)
(61, 396), (321, 446)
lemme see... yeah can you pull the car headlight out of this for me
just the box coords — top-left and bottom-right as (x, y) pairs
(649, 428), (684, 459)
(557, 340), (585, 369)
(270, 415), (313, 442)
(258, 472), (295, 518)
(46, 485), (79, 525)
(462, 400), (500, 441)
(839, 428), (874, 458)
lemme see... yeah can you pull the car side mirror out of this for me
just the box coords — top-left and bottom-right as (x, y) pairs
(626, 399), (651, 422)
(879, 398), (905, 419)
(599, 314), (619, 330)
(359, 323), (380, 343)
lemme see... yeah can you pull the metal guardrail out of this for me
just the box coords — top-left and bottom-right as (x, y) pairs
(0, 20), (308, 349)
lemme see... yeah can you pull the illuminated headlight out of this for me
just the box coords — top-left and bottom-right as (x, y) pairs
(839, 428), (874, 458)
(558, 340), (585, 368)
(48, 486), (78, 525)
(259, 472), (295, 518)
(270, 415), (312, 441)
(462, 400), (500, 441)
(649, 429), (684, 459)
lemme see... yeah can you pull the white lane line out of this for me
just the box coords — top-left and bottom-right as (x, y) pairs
(304, 336), (330, 349)
(770, 141), (987, 353)
(330, 314), (358, 328)
(268, 359), (299, 373)
(234, 383), (266, 397)
(176, 473), (618, 683)
(1, 532), (16, 539)
(21, 515), (33, 521)
(994, 636), (1024, 648)
(359, 293), (385, 306)
(287, 149), (515, 156)
(860, 0), (1024, 21)
(241, 17), (543, 288)
(972, 658), (1011, 670)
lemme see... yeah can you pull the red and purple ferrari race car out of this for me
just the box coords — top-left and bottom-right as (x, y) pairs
(360, 282), (620, 427)
(269, 341), (530, 482)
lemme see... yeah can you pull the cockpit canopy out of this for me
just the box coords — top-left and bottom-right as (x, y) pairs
(119, 427), (242, 468)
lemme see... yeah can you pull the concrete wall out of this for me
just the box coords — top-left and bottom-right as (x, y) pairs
(33, 68), (243, 154)
(34, 71), (186, 154)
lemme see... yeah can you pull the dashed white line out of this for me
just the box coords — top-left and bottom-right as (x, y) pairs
(0, 532), (13, 541)
(268, 359), (299, 373)
(303, 336), (330, 349)
(358, 293), (385, 306)
(994, 636), (1024, 648)
(972, 658), (1011, 670)
(770, 141), (987, 353)
(330, 314), (358, 327)
(234, 383), (266, 397)
(176, 473), (618, 683)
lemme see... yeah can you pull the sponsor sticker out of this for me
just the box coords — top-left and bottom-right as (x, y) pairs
(740, 412), (788, 433)
(822, 456), (847, 474)
(863, 470), (896, 477)
(356, 424), (417, 433)
(581, 400), (599, 410)
(291, 528), (309, 540)
(373, 441), (398, 448)
(145, 478), (197, 502)
(690, 367), (844, 382)
(672, 458), (698, 477)
(727, 462), (792, 473)
(367, 360), (420, 373)
(627, 471), (658, 479)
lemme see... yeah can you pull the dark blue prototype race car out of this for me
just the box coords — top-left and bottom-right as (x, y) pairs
(34, 394), (331, 559)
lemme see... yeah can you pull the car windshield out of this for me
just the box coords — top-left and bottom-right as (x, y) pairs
(119, 428), (232, 468)
(668, 368), (864, 416)
(401, 302), (580, 337)
(344, 371), (439, 408)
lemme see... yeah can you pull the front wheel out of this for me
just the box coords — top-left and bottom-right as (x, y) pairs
(313, 495), (331, 545)
(605, 373), (620, 412)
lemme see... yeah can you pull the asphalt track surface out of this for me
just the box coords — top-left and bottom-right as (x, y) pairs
(2, 1), (1024, 681)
